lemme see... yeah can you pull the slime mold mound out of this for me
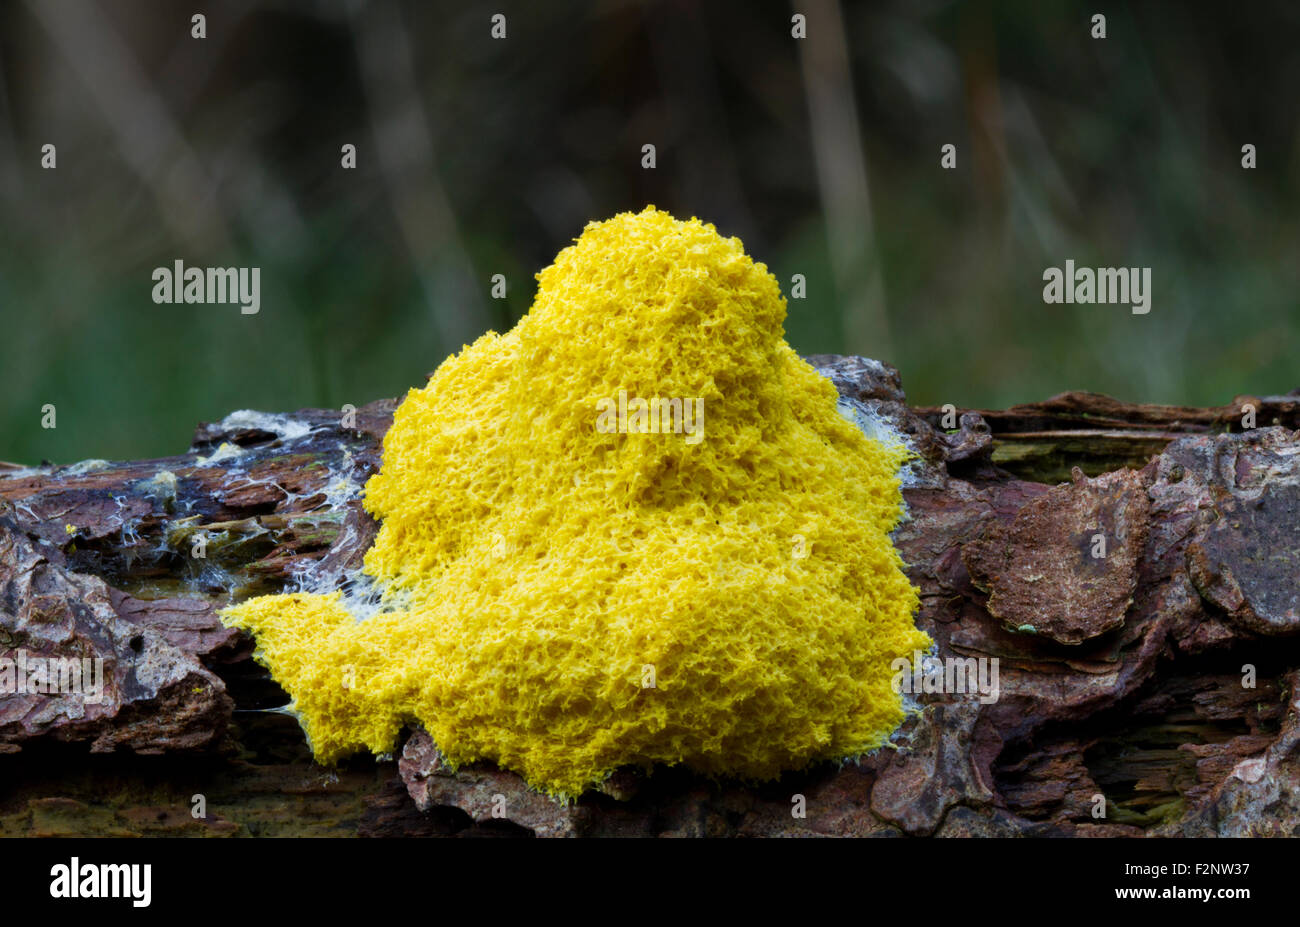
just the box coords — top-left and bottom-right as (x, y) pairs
(221, 206), (931, 797)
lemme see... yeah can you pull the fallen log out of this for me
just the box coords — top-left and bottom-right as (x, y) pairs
(1, 358), (1297, 837)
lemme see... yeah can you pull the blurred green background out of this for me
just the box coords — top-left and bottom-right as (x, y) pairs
(1, 0), (1296, 463)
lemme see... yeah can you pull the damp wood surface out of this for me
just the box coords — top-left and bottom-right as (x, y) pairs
(1, 358), (1298, 837)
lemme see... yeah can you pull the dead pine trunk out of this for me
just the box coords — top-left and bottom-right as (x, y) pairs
(2, 358), (1298, 837)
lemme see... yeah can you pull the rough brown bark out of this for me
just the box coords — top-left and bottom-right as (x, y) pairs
(1, 359), (1297, 837)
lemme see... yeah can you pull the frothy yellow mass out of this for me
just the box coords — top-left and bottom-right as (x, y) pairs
(220, 206), (930, 797)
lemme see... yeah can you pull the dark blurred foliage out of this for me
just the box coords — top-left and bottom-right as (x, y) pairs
(0, 0), (1296, 461)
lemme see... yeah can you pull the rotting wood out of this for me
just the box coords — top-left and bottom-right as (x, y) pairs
(1, 360), (1297, 837)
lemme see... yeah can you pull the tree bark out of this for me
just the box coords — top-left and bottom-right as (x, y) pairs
(2, 359), (1298, 837)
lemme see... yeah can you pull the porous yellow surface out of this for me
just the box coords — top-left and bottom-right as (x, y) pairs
(221, 206), (930, 798)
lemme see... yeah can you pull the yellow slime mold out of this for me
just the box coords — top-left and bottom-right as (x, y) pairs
(221, 206), (930, 797)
